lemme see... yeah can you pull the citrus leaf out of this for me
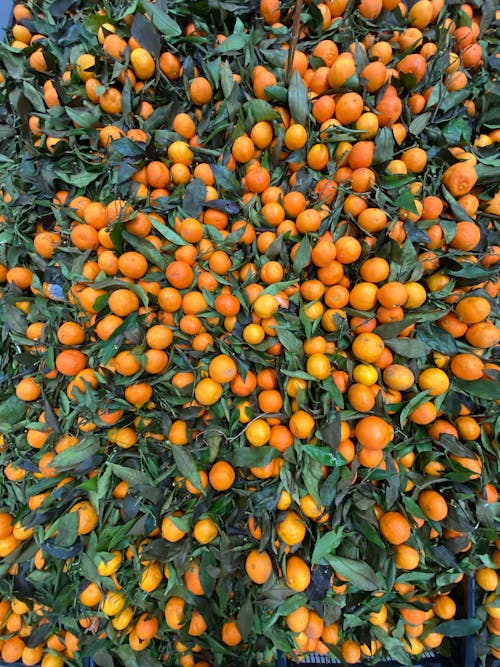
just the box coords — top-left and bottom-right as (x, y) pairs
(141, 0), (182, 37)
(52, 437), (100, 470)
(327, 556), (379, 591)
(65, 105), (102, 128)
(236, 597), (254, 640)
(385, 338), (430, 358)
(243, 99), (278, 123)
(374, 127), (394, 163)
(228, 446), (279, 467)
(302, 446), (337, 466)
(434, 618), (482, 637)
(170, 445), (204, 492)
(214, 33), (250, 54)
(54, 513), (79, 548)
(210, 164), (243, 194)
(275, 326), (303, 356)
(288, 70), (308, 126)
(264, 85), (288, 103)
(372, 627), (413, 665)
(148, 214), (189, 246)
(122, 230), (167, 269)
(110, 464), (152, 487)
(396, 188), (419, 215)
(306, 564), (333, 601)
(183, 178), (207, 217)
(293, 235), (311, 273)
(453, 379), (500, 400)
(0, 394), (26, 425)
(416, 322), (458, 354)
(41, 538), (82, 560)
(131, 13), (161, 58)
(408, 111), (432, 136)
(311, 528), (344, 565)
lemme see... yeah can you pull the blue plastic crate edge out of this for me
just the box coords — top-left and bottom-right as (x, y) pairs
(277, 651), (455, 666)
(0, 0), (13, 40)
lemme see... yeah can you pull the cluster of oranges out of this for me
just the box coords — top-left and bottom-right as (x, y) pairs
(0, 0), (499, 665)
(477, 545), (500, 661)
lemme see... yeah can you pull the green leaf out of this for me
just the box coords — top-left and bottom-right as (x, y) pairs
(302, 445), (337, 466)
(122, 231), (167, 269)
(288, 70), (308, 126)
(447, 264), (491, 281)
(93, 649), (115, 667)
(434, 619), (482, 637)
(183, 178), (207, 218)
(442, 116), (472, 145)
(264, 85), (288, 103)
(0, 395), (26, 425)
(396, 189), (419, 215)
(311, 528), (344, 565)
(110, 464), (151, 487)
(374, 127), (394, 163)
(228, 446), (279, 467)
(439, 90), (469, 113)
(275, 326), (303, 356)
(52, 437), (100, 470)
(131, 13), (161, 59)
(416, 322), (458, 354)
(148, 214), (189, 246)
(211, 165), (242, 194)
(236, 597), (254, 640)
(293, 236), (311, 274)
(385, 338), (430, 358)
(65, 105), (101, 128)
(54, 513), (79, 548)
(408, 111), (432, 136)
(170, 445), (204, 492)
(453, 379), (500, 400)
(214, 33), (250, 54)
(327, 556), (379, 591)
(141, 0), (182, 37)
(54, 170), (101, 187)
(243, 99), (278, 123)
(372, 627), (413, 665)
(378, 173), (415, 189)
(23, 82), (45, 112)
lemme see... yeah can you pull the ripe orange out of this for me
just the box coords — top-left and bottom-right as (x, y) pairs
(418, 367), (450, 396)
(276, 511), (306, 545)
(356, 415), (393, 449)
(418, 489), (448, 521)
(245, 549), (273, 584)
(222, 620), (242, 646)
(379, 511), (411, 544)
(209, 461), (236, 491)
(285, 555), (311, 592)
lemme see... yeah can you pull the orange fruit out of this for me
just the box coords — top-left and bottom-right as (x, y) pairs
(285, 555), (311, 592)
(276, 511), (306, 545)
(418, 489), (448, 521)
(418, 367), (450, 396)
(245, 549), (273, 584)
(355, 415), (393, 450)
(222, 620), (242, 646)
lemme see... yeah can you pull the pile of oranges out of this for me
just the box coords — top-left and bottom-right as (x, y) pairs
(0, 0), (498, 665)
